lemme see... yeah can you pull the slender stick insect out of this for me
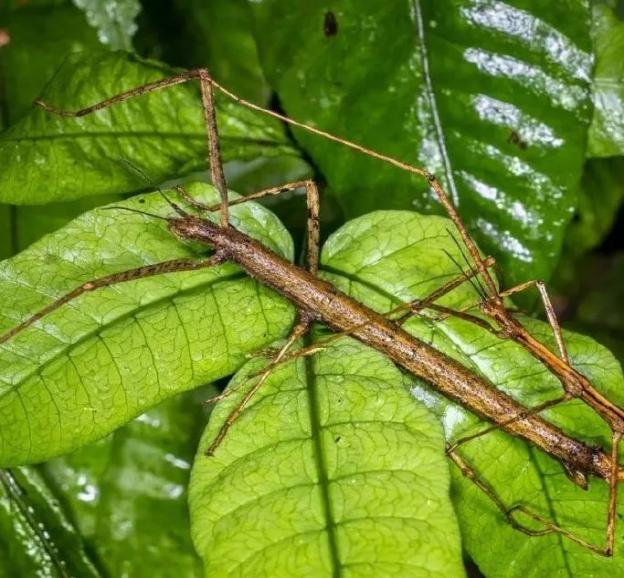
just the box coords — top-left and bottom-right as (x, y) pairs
(0, 67), (621, 556)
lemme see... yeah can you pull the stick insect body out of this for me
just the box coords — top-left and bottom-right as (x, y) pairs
(2, 66), (622, 556)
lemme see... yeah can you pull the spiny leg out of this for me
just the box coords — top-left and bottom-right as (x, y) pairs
(203, 179), (321, 454)
(448, 447), (610, 556)
(0, 253), (225, 345)
(35, 68), (230, 227)
(205, 314), (311, 456)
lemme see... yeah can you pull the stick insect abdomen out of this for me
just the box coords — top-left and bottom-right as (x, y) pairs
(169, 215), (616, 483)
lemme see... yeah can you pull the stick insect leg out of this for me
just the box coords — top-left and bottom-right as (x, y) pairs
(35, 69), (230, 228)
(606, 430), (622, 555)
(500, 280), (569, 363)
(0, 254), (226, 346)
(205, 315), (311, 456)
(448, 447), (609, 556)
(203, 181), (321, 452)
(423, 174), (501, 301)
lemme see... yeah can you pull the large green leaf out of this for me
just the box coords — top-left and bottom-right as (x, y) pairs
(0, 50), (300, 204)
(588, 1), (624, 157)
(321, 210), (624, 576)
(0, 2), (100, 124)
(250, 0), (593, 285)
(0, 183), (295, 465)
(43, 391), (207, 578)
(0, 466), (100, 577)
(171, 0), (271, 104)
(190, 334), (465, 577)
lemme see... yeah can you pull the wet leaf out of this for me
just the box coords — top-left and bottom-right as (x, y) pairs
(190, 334), (465, 577)
(250, 0), (593, 285)
(0, 2), (99, 124)
(564, 157), (624, 257)
(0, 50), (301, 204)
(321, 210), (624, 576)
(0, 466), (100, 577)
(588, 1), (624, 157)
(43, 392), (207, 578)
(172, 0), (271, 104)
(0, 183), (295, 465)
(72, 0), (141, 50)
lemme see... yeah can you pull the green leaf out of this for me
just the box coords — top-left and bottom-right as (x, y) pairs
(321, 210), (624, 575)
(0, 50), (301, 204)
(588, 2), (624, 157)
(190, 334), (465, 577)
(250, 0), (593, 285)
(72, 0), (141, 50)
(43, 391), (207, 577)
(564, 157), (624, 257)
(0, 2), (100, 124)
(171, 0), (271, 104)
(0, 182), (295, 466)
(0, 466), (100, 577)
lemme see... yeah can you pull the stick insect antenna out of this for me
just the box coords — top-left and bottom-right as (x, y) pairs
(117, 158), (189, 218)
(100, 206), (170, 221)
(443, 233), (487, 301)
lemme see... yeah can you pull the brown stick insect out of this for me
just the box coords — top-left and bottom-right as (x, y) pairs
(0, 67), (622, 556)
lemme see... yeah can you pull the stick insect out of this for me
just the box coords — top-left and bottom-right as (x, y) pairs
(1, 67), (622, 556)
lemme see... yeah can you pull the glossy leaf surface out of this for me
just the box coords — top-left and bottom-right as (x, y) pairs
(321, 210), (624, 576)
(588, 2), (624, 157)
(0, 51), (300, 204)
(72, 0), (141, 50)
(190, 335), (464, 577)
(0, 183), (295, 465)
(0, 466), (100, 577)
(251, 0), (593, 285)
(43, 392), (207, 578)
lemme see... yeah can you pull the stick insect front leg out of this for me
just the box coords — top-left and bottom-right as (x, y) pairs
(35, 69), (231, 228)
(0, 253), (226, 345)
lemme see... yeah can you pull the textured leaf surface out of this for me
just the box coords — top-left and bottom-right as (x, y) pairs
(0, 183), (295, 465)
(0, 466), (100, 577)
(0, 50), (300, 204)
(321, 210), (624, 576)
(251, 0), (593, 285)
(588, 2), (624, 157)
(43, 391), (207, 578)
(190, 334), (464, 577)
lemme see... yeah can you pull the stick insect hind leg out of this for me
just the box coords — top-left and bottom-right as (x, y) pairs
(420, 178), (624, 554)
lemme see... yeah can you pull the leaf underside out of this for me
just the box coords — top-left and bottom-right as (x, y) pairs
(0, 183), (295, 465)
(320, 210), (624, 576)
(190, 334), (465, 578)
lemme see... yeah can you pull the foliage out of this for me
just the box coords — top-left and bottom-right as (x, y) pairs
(1, 1), (624, 577)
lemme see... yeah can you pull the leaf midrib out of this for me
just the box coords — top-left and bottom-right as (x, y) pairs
(410, 0), (459, 203)
(304, 333), (341, 577)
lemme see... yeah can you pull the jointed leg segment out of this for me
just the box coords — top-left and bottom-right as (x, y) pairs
(0, 253), (225, 345)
